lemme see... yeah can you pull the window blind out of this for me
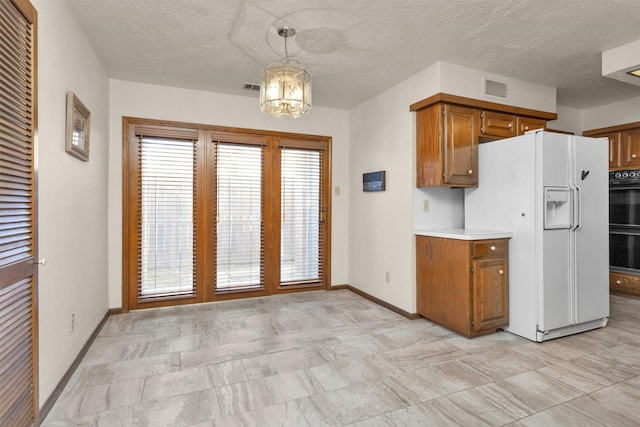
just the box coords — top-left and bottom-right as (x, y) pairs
(138, 136), (196, 299)
(280, 148), (322, 284)
(215, 143), (264, 291)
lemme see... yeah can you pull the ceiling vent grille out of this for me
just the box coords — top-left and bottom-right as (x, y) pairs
(243, 82), (261, 91)
(484, 79), (508, 99)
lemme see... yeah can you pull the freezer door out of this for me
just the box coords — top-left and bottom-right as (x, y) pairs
(539, 132), (572, 332)
(572, 136), (609, 323)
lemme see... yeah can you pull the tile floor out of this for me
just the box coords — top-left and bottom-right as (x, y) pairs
(42, 290), (640, 426)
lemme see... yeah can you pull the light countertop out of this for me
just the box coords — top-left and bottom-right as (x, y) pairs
(415, 228), (513, 240)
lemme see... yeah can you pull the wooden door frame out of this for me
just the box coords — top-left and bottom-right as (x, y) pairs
(122, 117), (332, 311)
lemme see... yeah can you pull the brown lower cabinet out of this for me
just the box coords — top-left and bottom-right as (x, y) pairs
(416, 236), (509, 338)
(610, 271), (640, 296)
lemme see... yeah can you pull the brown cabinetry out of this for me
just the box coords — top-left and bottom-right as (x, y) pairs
(480, 111), (516, 138)
(416, 235), (509, 338)
(610, 271), (640, 296)
(411, 93), (556, 188)
(517, 117), (547, 135)
(416, 103), (477, 187)
(584, 122), (640, 171)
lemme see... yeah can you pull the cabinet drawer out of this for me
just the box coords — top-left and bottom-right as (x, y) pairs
(610, 271), (640, 296)
(480, 111), (516, 138)
(472, 240), (508, 258)
(517, 117), (546, 135)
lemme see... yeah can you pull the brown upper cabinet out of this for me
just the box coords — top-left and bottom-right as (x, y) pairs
(480, 111), (516, 138)
(517, 117), (547, 135)
(415, 103), (477, 187)
(583, 122), (640, 170)
(411, 93), (557, 187)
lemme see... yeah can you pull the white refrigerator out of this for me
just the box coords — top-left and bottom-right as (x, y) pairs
(465, 130), (609, 342)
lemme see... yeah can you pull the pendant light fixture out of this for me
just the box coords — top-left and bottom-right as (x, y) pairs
(260, 26), (311, 118)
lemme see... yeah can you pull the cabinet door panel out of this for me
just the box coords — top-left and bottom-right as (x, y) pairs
(517, 117), (546, 135)
(610, 271), (640, 296)
(480, 111), (516, 138)
(472, 257), (508, 332)
(444, 105), (477, 186)
(621, 129), (640, 168)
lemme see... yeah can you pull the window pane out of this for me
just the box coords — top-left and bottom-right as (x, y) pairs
(140, 137), (195, 298)
(216, 143), (263, 290)
(281, 148), (321, 283)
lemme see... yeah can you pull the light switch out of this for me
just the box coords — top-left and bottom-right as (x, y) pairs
(423, 199), (429, 212)
(335, 186), (340, 196)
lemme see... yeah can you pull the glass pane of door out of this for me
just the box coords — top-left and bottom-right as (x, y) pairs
(216, 143), (264, 291)
(139, 137), (195, 298)
(280, 148), (321, 284)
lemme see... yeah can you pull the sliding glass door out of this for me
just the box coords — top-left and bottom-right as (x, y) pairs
(280, 147), (323, 287)
(123, 120), (331, 310)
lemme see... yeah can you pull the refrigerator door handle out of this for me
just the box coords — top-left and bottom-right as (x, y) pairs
(572, 186), (581, 231)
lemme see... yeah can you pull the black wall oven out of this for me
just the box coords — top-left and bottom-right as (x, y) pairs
(610, 169), (640, 273)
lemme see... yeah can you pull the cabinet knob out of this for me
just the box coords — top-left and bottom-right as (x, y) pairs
(524, 125), (529, 131)
(616, 280), (622, 284)
(498, 269), (504, 275)
(633, 154), (637, 159)
(468, 169), (473, 174)
(490, 245), (496, 251)
(508, 123), (513, 128)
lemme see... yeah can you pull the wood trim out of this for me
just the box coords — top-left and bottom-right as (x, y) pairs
(583, 121), (640, 136)
(582, 122), (640, 136)
(108, 308), (123, 315)
(546, 128), (574, 135)
(345, 285), (421, 320)
(39, 311), (110, 422)
(329, 284), (348, 290)
(122, 116), (330, 142)
(409, 93), (557, 120)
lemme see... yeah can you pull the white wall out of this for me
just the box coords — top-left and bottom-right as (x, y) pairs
(108, 81), (350, 308)
(439, 62), (557, 113)
(33, 0), (110, 405)
(349, 61), (557, 314)
(548, 105), (583, 135)
(581, 96), (640, 131)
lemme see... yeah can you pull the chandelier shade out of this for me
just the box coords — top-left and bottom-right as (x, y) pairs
(260, 27), (311, 118)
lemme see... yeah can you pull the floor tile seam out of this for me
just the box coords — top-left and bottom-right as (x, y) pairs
(535, 358), (639, 392)
(531, 366), (590, 396)
(411, 390), (517, 426)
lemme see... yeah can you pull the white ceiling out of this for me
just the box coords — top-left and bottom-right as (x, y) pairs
(64, 0), (640, 111)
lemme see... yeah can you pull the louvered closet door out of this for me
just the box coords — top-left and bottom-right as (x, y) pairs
(0, 0), (38, 425)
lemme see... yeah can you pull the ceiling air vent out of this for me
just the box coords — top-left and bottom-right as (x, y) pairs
(483, 79), (508, 99)
(243, 82), (261, 91)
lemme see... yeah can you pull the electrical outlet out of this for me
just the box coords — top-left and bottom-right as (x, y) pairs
(385, 272), (390, 283)
(70, 313), (75, 333)
(423, 199), (429, 212)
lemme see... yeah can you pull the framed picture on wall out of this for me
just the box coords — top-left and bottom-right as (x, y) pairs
(363, 170), (386, 192)
(65, 91), (91, 161)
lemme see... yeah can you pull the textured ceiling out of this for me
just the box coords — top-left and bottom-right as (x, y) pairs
(64, 0), (640, 110)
